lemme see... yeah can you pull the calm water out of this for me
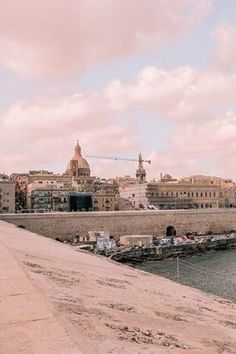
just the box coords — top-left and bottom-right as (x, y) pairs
(136, 249), (236, 302)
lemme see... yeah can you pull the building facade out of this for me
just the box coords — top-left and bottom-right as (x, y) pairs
(27, 180), (70, 212)
(120, 175), (220, 210)
(0, 175), (15, 213)
(11, 170), (71, 211)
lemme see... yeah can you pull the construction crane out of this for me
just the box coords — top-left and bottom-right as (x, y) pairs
(86, 154), (151, 164)
(86, 153), (151, 209)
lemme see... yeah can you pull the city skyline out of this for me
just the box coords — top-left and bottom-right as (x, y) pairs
(1, 1), (236, 179)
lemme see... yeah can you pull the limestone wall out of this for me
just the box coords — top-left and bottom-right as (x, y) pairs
(1, 209), (236, 240)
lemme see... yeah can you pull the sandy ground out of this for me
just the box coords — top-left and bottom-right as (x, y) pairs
(0, 221), (236, 354)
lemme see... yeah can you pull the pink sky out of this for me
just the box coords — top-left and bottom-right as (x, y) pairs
(1, 0), (236, 180)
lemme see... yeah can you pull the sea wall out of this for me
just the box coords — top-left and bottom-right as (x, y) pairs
(1, 209), (236, 240)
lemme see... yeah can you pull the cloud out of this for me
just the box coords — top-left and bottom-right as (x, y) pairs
(104, 64), (236, 178)
(0, 90), (138, 175)
(212, 24), (236, 72)
(105, 66), (236, 121)
(1, 60), (236, 179)
(149, 113), (236, 179)
(0, 0), (212, 77)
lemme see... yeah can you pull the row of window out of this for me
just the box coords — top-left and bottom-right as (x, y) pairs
(94, 198), (113, 203)
(198, 203), (213, 208)
(149, 191), (217, 198)
(33, 197), (67, 203)
(94, 206), (111, 211)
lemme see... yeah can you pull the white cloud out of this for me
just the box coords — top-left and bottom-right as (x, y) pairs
(0, 0), (212, 77)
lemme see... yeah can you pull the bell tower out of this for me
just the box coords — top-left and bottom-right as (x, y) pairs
(136, 153), (146, 183)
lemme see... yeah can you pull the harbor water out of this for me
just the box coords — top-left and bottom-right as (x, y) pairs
(136, 249), (236, 302)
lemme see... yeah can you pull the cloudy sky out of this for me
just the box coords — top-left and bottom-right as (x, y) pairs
(1, 0), (236, 179)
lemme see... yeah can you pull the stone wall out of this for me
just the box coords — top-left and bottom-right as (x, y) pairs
(1, 209), (236, 240)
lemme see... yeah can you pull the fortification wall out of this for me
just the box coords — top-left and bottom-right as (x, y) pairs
(1, 209), (236, 240)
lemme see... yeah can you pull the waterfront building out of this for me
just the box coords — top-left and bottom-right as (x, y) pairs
(10, 170), (72, 211)
(27, 180), (71, 212)
(120, 175), (220, 209)
(10, 173), (30, 209)
(218, 184), (236, 208)
(93, 189), (118, 211)
(0, 174), (15, 213)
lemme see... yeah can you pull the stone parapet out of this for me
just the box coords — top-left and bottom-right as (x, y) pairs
(1, 209), (236, 240)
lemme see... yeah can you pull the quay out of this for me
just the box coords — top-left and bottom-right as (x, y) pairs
(110, 234), (236, 263)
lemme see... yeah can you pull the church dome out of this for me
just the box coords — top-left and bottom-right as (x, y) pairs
(163, 174), (172, 180)
(66, 141), (90, 177)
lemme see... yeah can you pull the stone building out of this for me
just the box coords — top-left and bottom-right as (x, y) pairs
(10, 173), (29, 210)
(11, 170), (71, 211)
(120, 175), (220, 210)
(0, 174), (15, 213)
(218, 181), (236, 208)
(27, 180), (71, 212)
(93, 189), (118, 211)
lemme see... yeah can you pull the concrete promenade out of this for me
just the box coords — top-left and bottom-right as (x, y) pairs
(0, 224), (81, 353)
(0, 221), (236, 353)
